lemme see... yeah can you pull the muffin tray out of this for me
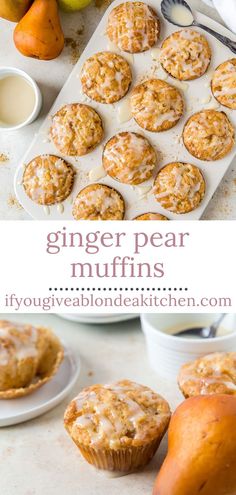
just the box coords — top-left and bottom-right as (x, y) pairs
(14, 0), (236, 220)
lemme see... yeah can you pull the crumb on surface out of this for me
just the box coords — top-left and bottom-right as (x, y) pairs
(0, 153), (9, 163)
(95, 0), (112, 10)
(65, 27), (85, 65)
(88, 371), (94, 377)
(7, 195), (23, 210)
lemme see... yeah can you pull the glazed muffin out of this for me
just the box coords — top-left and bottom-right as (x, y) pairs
(160, 29), (211, 81)
(211, 58), (236, 109)
(103, 132), (157, 185)
(0, 320), (63, 399)
(154, 162), (205, 214)
(107, 2), (160, 54)
(134, 213), (169, 220)
(183, 110), (235, 161)
(178, 352), (236, 398)
(50, 103), (103, 156)
(23, 155), (75, 205)
(72, 183), (125, 220)
(81, 52), (132, 104)
(64, 380), (171, 472)
(130, 79), (184, 132)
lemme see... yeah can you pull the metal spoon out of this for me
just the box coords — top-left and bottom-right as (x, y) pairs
(161, 0), (236, 54)
(173, 313), (226, 338)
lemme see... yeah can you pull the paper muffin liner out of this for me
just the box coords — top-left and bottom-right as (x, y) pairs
(75, 436), (163, 472)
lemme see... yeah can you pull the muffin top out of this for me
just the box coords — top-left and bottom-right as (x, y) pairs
(0, 320), (38, 368)
(107, 2), (160, 53)
(154, 162), (205, 214)
(131, 79), (184, 132)
(134, 213), (169, 220)
(178, 352), (236, 398)
(160, 29), (211, 81)
(72, 183), (125, 220)
(64, 380), (171, 449)
(103, 131), (157, 185)
(81, 52), (132, 104)
(183, 110), (235, 161)
(23, 155), (75, 205)
(50, 103), (103, 156)
(211, 58), (236, 109)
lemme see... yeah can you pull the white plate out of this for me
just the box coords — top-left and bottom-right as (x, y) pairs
(59, 314), (139, 324)
(14, 0), (236, 221)
(0, 346), (80, 427)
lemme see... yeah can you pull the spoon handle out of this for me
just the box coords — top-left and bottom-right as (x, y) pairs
(208, 313), (226, 338)
(193, 21), (236, 54)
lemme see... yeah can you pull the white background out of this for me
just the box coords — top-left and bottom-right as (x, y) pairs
(0, 220), (234, 313)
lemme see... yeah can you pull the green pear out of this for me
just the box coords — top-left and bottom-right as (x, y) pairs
(58, 0), (92, 12)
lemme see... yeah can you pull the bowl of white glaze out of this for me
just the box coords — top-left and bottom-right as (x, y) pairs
(141, 313), (236, 379)
(0, 67), (42, 131)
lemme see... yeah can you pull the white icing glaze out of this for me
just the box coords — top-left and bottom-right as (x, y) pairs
(89, 165), (107, 181)
(0, 321), (38, 365)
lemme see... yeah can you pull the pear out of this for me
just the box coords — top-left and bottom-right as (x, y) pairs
(58, 0), (92, 12)
(153, 395), (236, 495)
(0, 0), (32, 22)
(14, 0), (64, 60)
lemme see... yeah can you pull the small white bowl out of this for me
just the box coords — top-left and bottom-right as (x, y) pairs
(141, 313), (236, 379)
(0, 67), (42, 131)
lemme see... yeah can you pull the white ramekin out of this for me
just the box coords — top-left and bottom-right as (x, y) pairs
(141, 314), (236, 379)
(0, 67), (42, 131)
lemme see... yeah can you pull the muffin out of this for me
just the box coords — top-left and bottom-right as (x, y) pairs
(154, 162), (205, 214)
(130, 79), (184, 132)
(50, 103), (103, 156)
(160, 29), (211, 81)
(134, 213), (169, 220)
(107, 2), (160, 53)
(183, 110), (235, 161)
(0, 320), (63, 399)
(103, 132), (157, 185)
(81, 52), (132, 104)
(211, 58), (236, 109)
(72, 183), (125, 220)
(178, 352), (236, 398)
(23, 155), (75, 205)
(64, 380), (171, 472)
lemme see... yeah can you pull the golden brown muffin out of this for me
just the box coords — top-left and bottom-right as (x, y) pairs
(103, 131), (157, 185)
(50, 103), (103, 156)
(134, 213), (169, 220)
(64, 380), (171, 472)
(23, 155), (75, 205)
(0, 320), (63, 399)
(160, 29), (211, 81)
(154, 162), (205, 214)
(81, 52), (132, 104)
(131, 79), (184, 132)
(178, 352), (236, 398)
(183, 110), (235, 161)
(72, 183), (125, 220)
(106, 2), (160, 53)
(211, 58), (236, 109)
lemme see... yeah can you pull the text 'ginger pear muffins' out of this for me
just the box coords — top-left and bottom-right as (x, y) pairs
(183, 110), (235, 161)
(23, 155), (75, 205)
(160, 29), (211, 81)
(106, 2), (160, 53)
(154, 162), (205, 214)
(81, 52), (132, 104)
(72, 183), (125, 220)
(211, 58), (236, 109)
(50, 103), (103, 156)
(64, 380), (171, 472)
(0, 320), (64, 399)
(103, 131), (157, 185)
(130, 79), (184, 132)
(134, 213), (169, 220)
(178, 352), (236, 398)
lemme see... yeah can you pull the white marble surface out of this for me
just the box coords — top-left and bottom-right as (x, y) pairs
(0, 313), (183, 495)
(0, 0), (235, 220)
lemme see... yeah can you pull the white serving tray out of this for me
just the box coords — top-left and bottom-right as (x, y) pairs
(0, 346), (80, 427)
(14, 0), (236, 220)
